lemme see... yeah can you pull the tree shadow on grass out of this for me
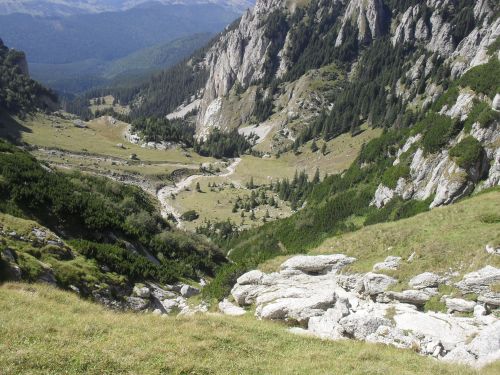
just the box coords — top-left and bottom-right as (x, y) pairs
(0, 110), (32, 143)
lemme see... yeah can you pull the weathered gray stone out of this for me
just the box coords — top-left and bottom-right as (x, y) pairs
(478, 292), (500, 307)
(409, 272), (442, 289)
(456, 266), (500, 294)
(446, 298), (476, 313)
(237, 270), (265, 285)
(386, 290), (431, 306)
(362, 273), (397, 296)
(280, 254), (356, 274)
(366, 326), (420, 350)
(373, 256), (402, 271)
(340, 312), (392, 340)
(125, 296), (149, 311)
(219, 299), (246, 316)
(180, 284), (200, 298)
(442, 346), (476, 366)
(133, 284), (151, 298)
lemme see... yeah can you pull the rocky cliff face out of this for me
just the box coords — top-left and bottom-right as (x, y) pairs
(195, 0), (288, 137)
(193, 0), (499, 139)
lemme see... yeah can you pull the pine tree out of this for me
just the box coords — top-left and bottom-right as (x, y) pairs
(195, 182), (201, 192)
(313, 168), (320, 184)
(250, 210), (256, 220)
(311, 140), (318, 152)
(321, 142), (327, 155)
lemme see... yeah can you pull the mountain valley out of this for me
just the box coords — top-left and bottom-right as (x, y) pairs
(0, 0), (500, 373)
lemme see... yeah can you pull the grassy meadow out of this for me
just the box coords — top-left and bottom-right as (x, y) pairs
(1, 282), (498, 375)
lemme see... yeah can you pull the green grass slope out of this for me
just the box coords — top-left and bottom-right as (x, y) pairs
(260, 190), (500, 298)
(1, 282), (499, 375)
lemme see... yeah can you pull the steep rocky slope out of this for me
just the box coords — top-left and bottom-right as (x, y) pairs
(190, 0), (498, 135)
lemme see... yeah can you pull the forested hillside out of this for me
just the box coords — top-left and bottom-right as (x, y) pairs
(0, 39), (56, 114)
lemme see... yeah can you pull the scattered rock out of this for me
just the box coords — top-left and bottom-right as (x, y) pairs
(160, 299), (178, 314)
(280, 254), (356, 274)
(237, 270), (265, 285)
(485, 244), (500, 255)
(366, 326), (421, 350)
(362, 273), (398, 296)
(373, 256), (401, 271)
(442, 346), (476, 366)
(456, 266), (500, 294)
(409, 272), (442, 289)
(339, 312), (392, 340)
(219, 299), (246, 316)
(133, 284), (151, 299)
(125, 296), (149, 311)
(446, 298), (476, 313)
(477, 292), (500, 307)
(386, 290), (431, 306)
(492, 93), (500, 111)
(180, 284), (200, 298)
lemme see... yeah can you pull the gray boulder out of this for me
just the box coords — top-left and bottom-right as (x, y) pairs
(373, 256), (402, 271)
(237, 270), (265, 285)
(280, 254), (356, 274)
(125, 296), (149, 311)
(386, 290), (431, 306)
(219, 299), (246, 316)
(133, 284), (151, 298)
(446, 298), (476, 313)
(455, 266), (500, 294)
(366, 326), (420, 350)
(477, 292), (500, 307)
(409, 272), (442, 289)
(466, 320), (500, 365)
(180, 284), (200, 298)
(308, 299), (350, 339)
(257, 292), (336, 323)
(362, 273), (398, 295)
(492, 93), (500, 111)
(443, 346), (476, 366)
(339, 312), (392, 340)
(160, 299), (178, 314)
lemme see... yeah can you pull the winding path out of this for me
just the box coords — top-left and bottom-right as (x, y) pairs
(157, 158), (241, 228)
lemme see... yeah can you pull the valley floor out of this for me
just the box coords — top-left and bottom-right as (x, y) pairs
(1, 282), (499, 375)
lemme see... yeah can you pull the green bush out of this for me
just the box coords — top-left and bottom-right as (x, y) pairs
(381, 164), (410, 189)
(459, 57), (500, 98)
(449, 136), (483, 169)
(419, 113), (459, 154)
(202, 263), (246, 301)
(181, 210), (199, 222)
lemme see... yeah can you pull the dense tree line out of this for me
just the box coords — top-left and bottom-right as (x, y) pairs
(194, 129), (252, 158)
(131, 117), (196, 147)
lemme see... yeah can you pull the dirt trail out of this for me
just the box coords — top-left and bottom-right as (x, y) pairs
(157, 158), (241, 228)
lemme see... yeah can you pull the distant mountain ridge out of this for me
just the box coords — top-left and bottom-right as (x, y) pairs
(0, 0), (255, 16)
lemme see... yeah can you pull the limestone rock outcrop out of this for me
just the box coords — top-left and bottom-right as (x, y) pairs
(231, 255), (500, 367)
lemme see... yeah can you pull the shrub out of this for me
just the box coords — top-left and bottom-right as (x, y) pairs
(419, 113), (459, 154)
(459, 57), (500, 98)
(381, 164), (410, 189)
(202, 263), (247, 301)
(181, 210), (199, 222)
(449, 136), (483, 169)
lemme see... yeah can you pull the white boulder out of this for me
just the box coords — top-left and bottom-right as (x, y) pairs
(409, 272), (442, 289)
(455, 266), (500, 294)
(445, 298), (476, 313)
(280, 254), (356, 274)
(133, 284), (151, 299)
(373, 256), (402, 271)
(362, 273), (398, 295)
(219, 299), (246, 316)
